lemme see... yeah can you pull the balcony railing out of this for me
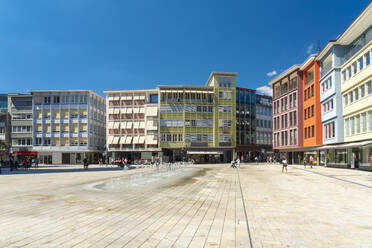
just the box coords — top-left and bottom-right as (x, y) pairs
(320, 63), (332, 78)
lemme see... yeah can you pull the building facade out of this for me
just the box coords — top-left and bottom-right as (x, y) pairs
(0, 94), (10, 158)
(30, 90), (105, 164)
(104, 89), (160, 161)
(254, 94), (273, 159)
(270, 66), (303, 163)
(8, 94), (35, 161)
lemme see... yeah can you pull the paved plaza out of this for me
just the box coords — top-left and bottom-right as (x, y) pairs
(0, 163), (371, 248)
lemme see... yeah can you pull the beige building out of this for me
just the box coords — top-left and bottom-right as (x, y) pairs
(104, 89), (160, 160)
(30, 90), (106, 164)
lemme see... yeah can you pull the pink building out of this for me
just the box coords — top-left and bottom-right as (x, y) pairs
(269, 65), (303, 163)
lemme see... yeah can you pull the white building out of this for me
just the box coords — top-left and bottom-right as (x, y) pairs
(104, 89), (160, 161)
(30, 90), (106, 164)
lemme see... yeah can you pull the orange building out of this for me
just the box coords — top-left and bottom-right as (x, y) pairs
(301, 55), (323, 147)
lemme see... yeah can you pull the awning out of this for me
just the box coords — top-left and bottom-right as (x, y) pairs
(107, 136), (114, 144)
(146, 120), (156, 129)
(127, 108), (133, 114)
(113, 136), (120, 144)
(146, 135), (157, 144)
(114, 109), (120, 114)
(133, 136), (140, 144)
(139, 107), (145, 113)
(133, 96), (140, 100)
(337, 140), (372, 148)
(127, 122), (133, 129)
(133, 122), (139, 128)
(113, 96), (120, 100)
(121, 122), (127, 129)
(126, 95), (133, 100)
(187, 151), (223, 155)
(139, 122), (145, 129)
(139, 136), (145, 144)
(139, 95), (146, 100)
(113, 122), (120, 129)
(125, 136), (132, 144)
(120, 136), (127, 144)
(146, 106), (158, 116)
(108, 122), (114, 129)
(133, 108), (140, 113)
(108, 108), (114, 114)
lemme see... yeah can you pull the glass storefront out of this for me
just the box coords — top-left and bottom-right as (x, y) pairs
(361, 145), (372, 168)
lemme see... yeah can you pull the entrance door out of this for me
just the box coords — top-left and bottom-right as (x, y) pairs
(351, 148), (360, 168)
(62, 153), (70, 164)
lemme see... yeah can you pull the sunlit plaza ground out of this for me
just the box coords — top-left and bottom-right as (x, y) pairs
(0, 163), (371, 248)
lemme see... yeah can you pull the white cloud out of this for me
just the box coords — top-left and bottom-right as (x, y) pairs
(266, 70), (277, 77)
(307, 43), (314, 54)
(256, 86), (272, 97)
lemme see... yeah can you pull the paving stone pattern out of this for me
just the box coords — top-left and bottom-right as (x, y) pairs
(0, 163), (371, 247)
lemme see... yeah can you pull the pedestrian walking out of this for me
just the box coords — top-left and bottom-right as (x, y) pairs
(309, 155), (314, 169)
(282, 157), (288, 173)
(303, 157), (307, 168)
(35, 158), (39, 168)
(236, 158), (240, 168)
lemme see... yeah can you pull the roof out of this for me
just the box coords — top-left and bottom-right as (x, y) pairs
(317, 40), (336, 60)
(268, 65), (300, 86)
(300, 54), (317, 71)
(29, 90), (104, 99)
(337, 1), (372, 45)
(104, 89), (158, 94)
(205, 72), (238, 86)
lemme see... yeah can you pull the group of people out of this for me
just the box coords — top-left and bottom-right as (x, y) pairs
(0, 157), (39, 173)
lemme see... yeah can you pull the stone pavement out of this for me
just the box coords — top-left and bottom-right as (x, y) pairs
(0, 163), (371, 247)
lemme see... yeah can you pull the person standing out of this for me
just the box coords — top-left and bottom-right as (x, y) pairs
(35, 158), (39, 168)
(83, 157), (88, 170)
(282, 157), (288, 173)
(309, 155), (314, 169)
(236, 158), (240, 168)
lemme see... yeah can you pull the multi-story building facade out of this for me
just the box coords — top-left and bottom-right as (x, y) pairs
(301, 56), (323, 162)
(105, 72), (271, 163)
(339, 9), (372, 170)
(8, 94), (35, 161)
(254, 94), (272, 158)
(0, 94), (10, 158)
(30, 90), (105, 164)
(104, 89), (160, 161)
(270, 65), (303, 163)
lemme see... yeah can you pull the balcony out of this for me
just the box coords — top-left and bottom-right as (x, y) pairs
(320, 63), (332, 78)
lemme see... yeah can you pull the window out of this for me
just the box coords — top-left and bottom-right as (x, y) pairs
(343, 71), (346, 81)
(345, 119), (350, 136)
(360, 85), (365, 98)
(354, 88), (359, 101)
(356, 114), (361, 134)
(304, 109), (307, 120)
(365, 52), (370, 66)
(351, 117), (355, 135)
(359, 57), (364, 70)
(304, 127), (307, 139)
(44, 96), (51, 104)
(150, 94), (158, 103)
(304, 90), (307, 101)
(368, 81), (372, 94)
(293, 111), (297, 125)
(369, 110), (372, 131)
(293, 93), (297, 107)
(308, 88), (310, 99)
(353, 62), (357, 74)
(53, 96), (60, 104)
(311, 125), (314, 137)
(349, 91), (353, 103)
(308, 127), (310, 138)
(347, 66), (352, 78)
(344, 95), (348, 105)
(362, 113), (367, 132)
(308, 107), (310, 119)
(311, 85), (314, 97)
(311, 105), (314, 117)
(289, 94), (292, 108)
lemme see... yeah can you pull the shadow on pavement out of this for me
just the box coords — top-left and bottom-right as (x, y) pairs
(0, 166), (137, 175)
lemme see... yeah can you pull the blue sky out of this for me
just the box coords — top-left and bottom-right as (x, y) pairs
(0, 0), (369, 96)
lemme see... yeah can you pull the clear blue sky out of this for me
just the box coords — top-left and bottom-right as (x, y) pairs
(0, 0), (369, 96)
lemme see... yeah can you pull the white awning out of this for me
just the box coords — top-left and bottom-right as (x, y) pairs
(125, 136), (132, 144)
(126, 108), (133, 114)
(113, 122), (120, 129)
(133, 96), (140, 100)
(120, 136), (127, 144)
(337, 140), (372, 148)
(108, 96), (114, 101)
(107, 136), (114, 144)
(121, 122), (127, 129)
(133, 108), (140, 113)
(133, 136), (140, 144)
(146, 135), (157, 144)
(121, 96), (128, 100)
(187, 151), (223, 155)
(126, 122), (133, 129)
(113, 96), (120, 100)
(114, 109), (120, 114)
(146, 106), (158, 116)
(126, 95), (133, 100)
(139, 136), (145, 144)
(113, 136), (120, 144)
(139, 122), (145, 129)
(133, 122), (139, 128)
(139, 95), (146, 100)
(139, 107), (145, 113)
(108, 108), (114, 114)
